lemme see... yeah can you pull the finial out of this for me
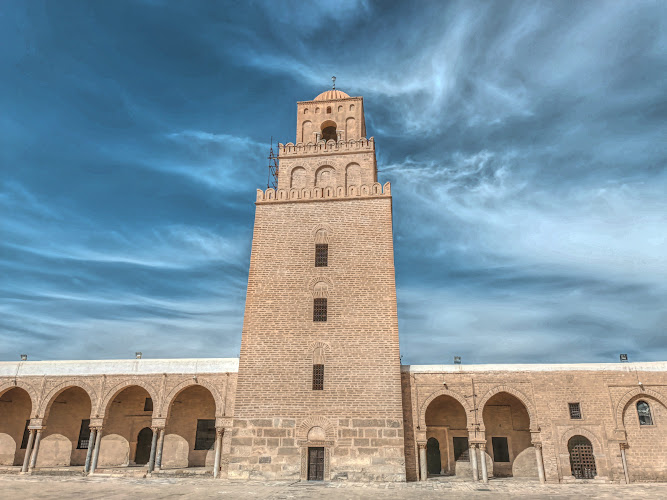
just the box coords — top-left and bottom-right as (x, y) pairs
(332, 76), (336, 90)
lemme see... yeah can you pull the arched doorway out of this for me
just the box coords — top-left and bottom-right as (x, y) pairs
(426, 437), (441, 475)
(424, 395), (468, 476)
(568, 435), (596, 479)
(99, 385), (153, 467)
(482, 392), (534, 478)
(134, 427), (153, 465)
(0, 387), (32, 466)
(163, 385), (217, 469)
(40, 386), (92, 467)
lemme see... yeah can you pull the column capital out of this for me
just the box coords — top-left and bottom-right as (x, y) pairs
(417, 441), (427, 449)
(619, 442), (629, 450)
(532, 441), (542, 450)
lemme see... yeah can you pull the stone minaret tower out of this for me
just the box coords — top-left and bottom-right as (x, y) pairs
(229, 88), (405, 481)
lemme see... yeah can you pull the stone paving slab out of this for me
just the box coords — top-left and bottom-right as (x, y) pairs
(1, 475), (666, 499)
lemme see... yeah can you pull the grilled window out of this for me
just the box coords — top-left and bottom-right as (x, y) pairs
(312, 364), (324, 390)
(569, 402), (582, 419)
(144, 397), (153, 412)
(77, 419), (91, 449)
(637, 401), (653, 425)
(313, 298), (327, 322)
(315, 244), (328, 267)
(20, 420), (30, 449)
(194, 419), (216, 450)
(492, 437), (510, 462)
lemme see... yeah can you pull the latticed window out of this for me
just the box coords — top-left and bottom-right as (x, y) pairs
(315, 244), (328, 267)
(313, 298), (327, 321)
(637, 401), (653, 425)
(195, 419), (216, 450)
(569, 402), (582, 419)
(312, 364), (324, 390)
(77, 419), (91, 449)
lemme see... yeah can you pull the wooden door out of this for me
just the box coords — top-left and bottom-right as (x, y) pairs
(307, 447), (324, 480)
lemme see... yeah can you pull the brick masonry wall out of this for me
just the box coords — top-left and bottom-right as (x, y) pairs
(232, 196), (405, 481)
(402, 367), (667, 482)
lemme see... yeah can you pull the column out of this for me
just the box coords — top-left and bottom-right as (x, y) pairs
(479, 443), (488, 483)
(84, 428), (97, 473)
(533, 442), (546, 484)
(470, 444), (479, 481)
(418, 442), (427, 481)
(20, 429), (35, 473)
(213, 427), (223, 479)
(219, 426), (232, 479)
(28, 429), (43, 472)
(155, 429), (165, 471)
(620, 443), (630, 484)
(147, 427), (159, 473)
(89, 427), (103, 474)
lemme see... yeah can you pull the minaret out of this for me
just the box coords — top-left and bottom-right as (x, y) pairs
(229, 87), (405, 481)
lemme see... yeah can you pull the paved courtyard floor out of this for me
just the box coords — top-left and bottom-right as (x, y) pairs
(1, 475), (665, 499)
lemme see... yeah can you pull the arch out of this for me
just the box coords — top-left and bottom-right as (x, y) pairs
(326, 106), (331, 114)
(303, 108), (309, 114)
(0, 386), (33, 466)
(320, 120), (337, 142)
(477, 386), (538, 431)
(419, 388), (472, 429)
(301, 120), (313, 143)
(37, 380), (97, 420)
(337, 105), (343, 112)
(315, 165), (336, 188)
(135, 427), (153, 465)
(345, 163), (361, 190)
(160, 379), (224, 419)
(290, 166), (307, 189)
(636, 400), (654, 425)
(307, 341), (332, 354)
(99, 380), (159, 418)
(297, 416), (335, 441)
(313, 225), (333, 243)
(426, 437), (441, 475)
(308, 276), (333, 295)
(567, 435), (597, 479)
(345, 117), (356, 140)
(349, 104), (355, 111)
(372, 182), (382, 195)
(0, 381), (38, 417)
(615, 387), (666, 429)
(312, 281), (329, 298)
(559, 426), (603, 453)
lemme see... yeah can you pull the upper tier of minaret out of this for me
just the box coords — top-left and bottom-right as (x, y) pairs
(295, 88), (367, 143)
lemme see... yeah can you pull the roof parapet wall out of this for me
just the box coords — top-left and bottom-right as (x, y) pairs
(278, 137), (374, 157)
(256, 182), (390, 204)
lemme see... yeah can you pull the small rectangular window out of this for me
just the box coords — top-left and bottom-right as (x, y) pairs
(194, 419), (216, 450)
(569, 402), (582, 419)
(315, 244), (328, 267)
(492, 437), (510, 462)
(20, 420), (30, 449)
(77, 419), (91, 449)
(312, 364), (324, 390)
(453, 437), (469, 462)
(144, 397), (153, 412)
(313, 298), (327, 322)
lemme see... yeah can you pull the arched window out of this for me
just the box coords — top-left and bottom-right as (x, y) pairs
(303, 108), (309, 114)
(326, 106), (331, 114)
(637, 400), (653, 425)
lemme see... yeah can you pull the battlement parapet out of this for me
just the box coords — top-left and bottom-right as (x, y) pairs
(278, 137), (374, 156)
(256, 182), (391, 203)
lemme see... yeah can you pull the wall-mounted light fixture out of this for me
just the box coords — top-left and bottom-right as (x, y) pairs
(135, 352), (142, 359)
(20, 354), (27, 361)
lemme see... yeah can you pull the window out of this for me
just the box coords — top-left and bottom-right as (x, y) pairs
(312, 364), (324, 390)
(313, 298), (327, 322)
(144, 397), (153, 412)
(77, 419), (91, 449)
(326, 106), (331, 114)
(569, 402), (582, 419)
(194, 419), (216, 450)
(637, 401), (653, 425)
(20, 420), (30, 449)
(315, 244), (328, 267)
(492, 437), (510, 462)
(452, 437), (469, 461)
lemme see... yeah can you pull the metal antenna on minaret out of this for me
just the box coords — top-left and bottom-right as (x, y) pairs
(267, 137), (279, 190)
(332, 76), (336, 90)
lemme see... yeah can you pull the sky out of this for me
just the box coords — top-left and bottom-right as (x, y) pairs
(1, 0), (666, 364)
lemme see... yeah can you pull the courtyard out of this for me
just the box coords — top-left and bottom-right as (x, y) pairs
(1, 475), (665, 499)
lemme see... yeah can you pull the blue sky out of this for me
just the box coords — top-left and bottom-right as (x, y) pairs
(1, 1), (665, 364)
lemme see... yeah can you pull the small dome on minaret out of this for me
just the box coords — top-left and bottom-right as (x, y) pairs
(313, 89), (350, 101)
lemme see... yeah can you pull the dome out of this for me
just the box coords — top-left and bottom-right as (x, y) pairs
(313, 89), (350, 101)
